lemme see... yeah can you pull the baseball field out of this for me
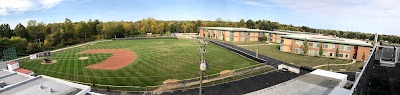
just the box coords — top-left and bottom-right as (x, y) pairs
(18, 39), (259, 86)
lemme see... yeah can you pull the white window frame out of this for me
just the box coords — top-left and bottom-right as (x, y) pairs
(347, 46), (351, 51)
(340, 45), (344, 50)
(324, 43), (328, 49)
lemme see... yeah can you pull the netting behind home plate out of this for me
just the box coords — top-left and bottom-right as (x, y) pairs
(2, 47), (17, 61)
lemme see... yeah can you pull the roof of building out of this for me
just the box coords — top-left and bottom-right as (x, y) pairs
(265, 30), (294, 35)
(0, 70), (91, 95)
(199, 27), (312, 35)
(6, 61), (18, 64)
(281, 34), (373, 47)
(245, 70), (346, 95)
(14, 68), (32, 74)
(199, 27), (267, 32)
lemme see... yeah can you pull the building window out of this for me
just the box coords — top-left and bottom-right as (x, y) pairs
(330, 52), (334, 57)
(294, 48), (299, 54)
(308, 50), (313, 56)
(340, 45), (344, 50)
(230, 32), (234, 36)
(309, 42), (313, 48)
(346, 54), (350, 59)
(339, 53), (344, 58)
(315, 50), (319, 56)
(323, 51), (327, 56)
(296, 40), (299, 46)
(331, 44), (335, 49)
(324, 43), (328, 49)
(316, 43), (320, 48)
(347, 46), (351, 51)
(300, 49), (304, 54)
(240, 37), (245, 41)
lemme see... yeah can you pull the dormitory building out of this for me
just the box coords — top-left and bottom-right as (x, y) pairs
(199, 27), (373, 61)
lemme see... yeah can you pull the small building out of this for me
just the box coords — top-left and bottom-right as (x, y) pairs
(147, 33), (153, 37)
(6, 60), (34, 76)
(280, 34), (373, 61)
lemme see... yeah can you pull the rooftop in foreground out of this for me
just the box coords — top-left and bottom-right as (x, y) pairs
(245, 69), (348, 95)
(0, 70), (91, 95)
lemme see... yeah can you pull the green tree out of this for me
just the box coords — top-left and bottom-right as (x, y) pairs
(239, 19), (245, 27)
(246, 19), (255, 29)
(14, 23), (29, 39)
(362, 52), (366, 61)
(302, 38), (308, 55)
(335, 47), (339, 58)
(319, 44), (323, 56)
(258, 36), (268, 42)
(0, 24), (14, 38)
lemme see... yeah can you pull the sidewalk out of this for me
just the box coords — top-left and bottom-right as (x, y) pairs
(312, 59), (357, 68)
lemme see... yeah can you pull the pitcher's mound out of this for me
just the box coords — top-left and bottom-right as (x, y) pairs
(219, 70), (235, 77)
(78, 57), (89, 60)
(41, 60), (57, 64)
(163, 79), (181, 85)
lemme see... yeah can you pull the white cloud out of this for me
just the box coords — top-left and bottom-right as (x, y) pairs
(0, 0), (62, 16)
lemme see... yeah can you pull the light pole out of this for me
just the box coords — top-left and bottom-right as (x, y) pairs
(198, 39), (208, 95)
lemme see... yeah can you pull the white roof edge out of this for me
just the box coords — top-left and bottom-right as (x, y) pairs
(310, 69), (347, 80)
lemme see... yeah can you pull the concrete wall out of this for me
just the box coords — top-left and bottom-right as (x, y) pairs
(356, 46), (371, 61)
(278, 64), (300, 74)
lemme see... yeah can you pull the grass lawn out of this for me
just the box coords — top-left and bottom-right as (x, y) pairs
(19, 39), (259, 86)
(238, 43), (363, 72)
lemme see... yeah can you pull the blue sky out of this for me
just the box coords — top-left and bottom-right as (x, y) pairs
(0, 0), (399, 35)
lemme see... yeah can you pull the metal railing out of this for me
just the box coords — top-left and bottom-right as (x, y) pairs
(349, 46), (377, 95)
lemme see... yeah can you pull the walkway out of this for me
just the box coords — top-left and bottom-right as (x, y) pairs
(312, 59), (357, 68)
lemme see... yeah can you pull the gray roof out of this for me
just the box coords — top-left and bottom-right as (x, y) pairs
(0, 70), (91, 95)
(199, 27), (295, 35)
(200, 27), (268, 32)
(281, 34), (373, 47)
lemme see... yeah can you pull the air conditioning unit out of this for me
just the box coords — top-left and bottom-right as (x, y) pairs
(380, 46), (398, 67)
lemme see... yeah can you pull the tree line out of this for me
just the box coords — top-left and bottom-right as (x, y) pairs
(0, 17), (399, 57)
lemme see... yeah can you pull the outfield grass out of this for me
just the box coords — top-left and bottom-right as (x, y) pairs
(239, 44), (363, 71)
(19, 39), (258, 86)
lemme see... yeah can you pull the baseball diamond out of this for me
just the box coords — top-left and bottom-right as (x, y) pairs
(18, 39), (259, 86)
